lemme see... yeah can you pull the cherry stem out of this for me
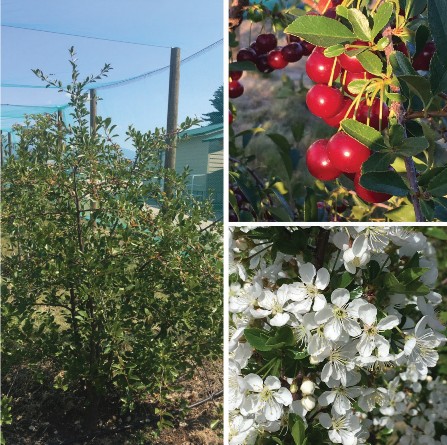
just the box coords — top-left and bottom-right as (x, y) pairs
(328, 56), (338, 87)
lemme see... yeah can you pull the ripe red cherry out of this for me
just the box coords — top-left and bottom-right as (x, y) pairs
(306, 47), (341, 84)
(412, 41), (436, 71)
(267, 48), (289, 69)
(339, 41), (370, 73)
(306, 139), (342, 181)
(357, 98), (390, 131)
(306, 84), (344, 118)
(327, 132), (371, 173)
(288, 34), (301, 43)
(354, 171), (392, 203)
(331, 0), (343, 5)
(281, 43), (303, 62)
(324, 7), (337, 18)
(342, 70), (373, 95)
(256, 33), (278, 53)
(323, 97), (354, 127)
(230, 70), (243, 81)
(237, 47), (257, 63)
(301, 41), (316, 56)
(229, 110), (234, 124)
(229, 80), (244, 99)
(256, 54), (275, 73)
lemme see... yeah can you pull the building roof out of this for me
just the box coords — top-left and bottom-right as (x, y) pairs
(181, 122), (223, 137)
(202, 132), (223, 142)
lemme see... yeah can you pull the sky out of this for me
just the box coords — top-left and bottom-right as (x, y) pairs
(1, 0), (223, 148)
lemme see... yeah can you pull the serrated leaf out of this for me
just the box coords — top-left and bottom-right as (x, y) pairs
(357, 51), (384, 76)
(341, 119), (388, 152)
(347, 79), (370, 94)
(347, 8), (372, 41)
(267, 133), (293, 181)
(395, 137), (429, 156)
(361, 152), (395, 173)
(360, 171), (409, 196)
(372, 2), (394, 38)
(398, 75), (433, 107)
(389, 125), (406, 146)
(244, 328), (272, 351)
(336, 5), (349, 19)
(290, 415), (306, 445)
(428, 0), (447, 67)
(324, 44), (345, 57)
(406, 0), (428, 19)
(427, 168), (447, 197)
(390, 51), (417, 76)
(430, 53), (447, 95)
(376, 37), (390, 50)
(285, 15), (356, 47)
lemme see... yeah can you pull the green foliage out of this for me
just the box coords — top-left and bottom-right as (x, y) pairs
(202, 85), (224, 124)
(2, 49), (222, 427)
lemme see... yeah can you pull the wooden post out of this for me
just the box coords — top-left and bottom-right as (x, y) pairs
(164, 47), (181, 196)
(90, 89), (97, 135)
(1, 130), (3, 167)
(7, 132), (12, 157)
(57, 109), (64, 150)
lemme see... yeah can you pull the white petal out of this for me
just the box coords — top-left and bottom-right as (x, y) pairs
(357, 334), (375, 357)
(331, 288), (350, 307)
(314, 306), (333, 324)
(318, 391), (336, 407)
(359, 303), (377, 326)
(316, 267), (330, 290)
(333, 231), (349, 250)
(289, 298), (313, 314)
(343, 319), (362, 337)
(404, 337), (417, 355)
(299, 263), (316, 285)
(274, 387), (293, 406)
(264, 399), (282, 421)
(259, 290), (276, 310)
(343, 249), (355, 264)
(333, 394), (351, 415)
(344, 260), (356, 275)
(264, 376), (281, 390)
(329, 429), (343, 444)
(319, 413), (332, 429)
(270, 312), (290, 327)
(415, 316), (429, 337)
(377, 315), (399, 331)
(239, 394), (260, 415)
(313, 293), (327, 311)
(244, 374), (264, 392)
(287, 283), (308, 301)
(324, 317), (343, 341)
(352, 234), (368, 256)
(339, 429), (357, 445)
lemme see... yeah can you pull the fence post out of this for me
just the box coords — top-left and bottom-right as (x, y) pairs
(8, 132), (12, 157)
(164, 47), (181, 197)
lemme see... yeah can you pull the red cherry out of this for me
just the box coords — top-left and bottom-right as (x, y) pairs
(412, 41), (436, 71)
(281, 43), (303, 63)
(229, 80), (244, 99)
(237, 47), (257, 63)
(331, 0), (343, 5)
(230, 70), (243, 81)
(354, 171), (392, 203)
(339, 41), (370, 73)
(229, 110), (234, 124)
(301, 41), (316, 56)
(323, 97), (354, 127)
(306, 139), (342, 181)
(324, 7), (337, 18)
(342, 70), (373, 95)
(395, 41), (409, 57)
(357, 98), (389, 131)
(288, 35), (301, 43)
(256, 33), (278, 53)
(306, 47), (341, 84)
(327, 132), (371, 173)
(256, 54), (275, 73)
(267, 48), (289, 69)
(306, 84), (344, 118)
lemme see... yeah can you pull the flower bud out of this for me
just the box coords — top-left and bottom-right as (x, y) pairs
(301, 395), (316, 411)
(309, 355), (319, 364)
(290, 383), (298, 394)
(300, 379), (315, 395)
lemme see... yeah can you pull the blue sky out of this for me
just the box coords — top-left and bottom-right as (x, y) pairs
(1, 0), (223, 148)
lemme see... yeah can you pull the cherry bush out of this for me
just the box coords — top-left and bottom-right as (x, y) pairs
(229, 226), (447, 445)
(229, 0), (447, 222)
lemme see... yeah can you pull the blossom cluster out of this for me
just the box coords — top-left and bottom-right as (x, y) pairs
(229, 227), (446, 445)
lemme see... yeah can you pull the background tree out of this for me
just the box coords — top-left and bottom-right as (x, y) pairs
(202, 85), (223, 125)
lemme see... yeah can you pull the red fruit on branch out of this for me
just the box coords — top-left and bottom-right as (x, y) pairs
(354, 172), (392, 203)
(342, 70), (373, 95)
(301, 41), (317, 56)
(256, 33), (278, 53)
(357, 98), (390, 131)
(327, 132), (371, 173)
(306, 84), (344, 118)
(267, 48), (289, 69)
(323, 97), (354, 127)
(306, 47), (341, 84)
(237, 47), (257, 63)
(339, 41), (370, 73)
(412, 41), (436, 71)
(229, 110), (234, 124)
(288, 35), (301, 43)
(230, 70), (243, 81)
(324, 7), (337, 18)
(229, 80), (244, 98)
(256, 54), (275, 73)
(306, 139), (342, 181)
(281, 43), (303, 62)
(395, 41), (409, 57)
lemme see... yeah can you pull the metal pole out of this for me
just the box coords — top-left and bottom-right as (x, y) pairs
(164, 47), (181, 196)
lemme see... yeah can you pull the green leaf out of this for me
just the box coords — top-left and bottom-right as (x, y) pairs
(415, 25), (430, 56)
(347, 79), (370, 94)
(289, 350), (309, 360)
(390, 51), (417, 76)
(360, 171), (409, 196)
(427, 168), (447, 197)
(285, 15), (356, 47)
(347, 8), (372, 41)
(267, 133), (293, 181)
(244, 328), (272, 351)
(341, 119), (388, 152)
(425, 227), (447, 240)
(290, 414), (306, 445)
(430, 53), (447, 95)
(406, 0), (428, 19)
(389, 125), (406, 146)
(324, 44), (345, 57)
(418, 166), (445, 187)
(361, 152), (395, 173)
(331, 271), (354, 289)
(428, 0), (447, 67)
(266, 326), (296, 348)
(304, 187), (318, 222)
(335, 5), (349, 19)
(357, 51), (384, 76)
(395, 136), (429, 156)
(372, 2), (394, 38)
(398, 267), (429, 285)
(386, 204), (416, 221)
(229, 61), (257, 71)
(398, 75), (433, 107)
